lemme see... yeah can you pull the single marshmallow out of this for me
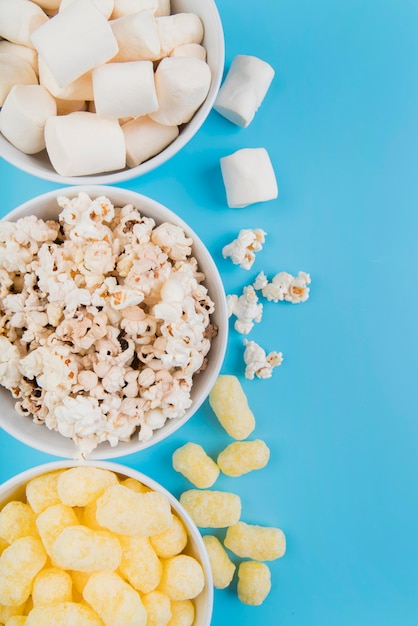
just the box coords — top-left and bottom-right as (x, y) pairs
(111, 0), (158, 18)
(149, 57), (211, 126)
(0, 41), (39, 74)
(0, 84), (56, 154)
(59, 0), (114, 18)
(44, 111), (126, 176)
(0, 54), (38, 106)
(220, 148), (278, 208)
(54, 98), (88, 115)
(170, 43), (206, 61)
(156, 13), (204, 57)
(155, 0), (170, 16)
(110, 10), (160, 62)
(32, 0), (61, 10)
(38, 56), (94, 100)
(0, 0), (48, 47)
(122, 115), (179, 167)
(31, 0), (119, 88)
(214, 55), (275, 128)
(93, 60), (158, 119)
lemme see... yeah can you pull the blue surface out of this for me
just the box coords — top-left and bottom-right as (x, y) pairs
(1, 0), (418, 623)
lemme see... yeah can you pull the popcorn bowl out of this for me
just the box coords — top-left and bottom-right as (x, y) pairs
(0, 459), (214, 625)
(0, 0), (224, 184)
(0, 185), (228, 459)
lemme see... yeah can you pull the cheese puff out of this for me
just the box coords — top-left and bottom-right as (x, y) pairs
(224, 522), (286, 561)
(172, 443), (219, 488)
(158, 555), (204, 601)
(217, 440), (270, 477)
(120, 477), (151, 493)
(0, 536), (8, 555)
(118, 534), (162, 593)
(141, 590), (171, 626)
(83, 570), (147, 626)
(50, 525), (122, 572)
(0, 502), (38, 543)
(202, 535), (235, 589)
(150, 514), (188, 558)
(208, 375), (255, 440)
(5, 616), (27, 626)
(0, 603), (26, 624)
(25, 601), (103, 626)
(32, 567), (73, 606)
(57, 467), (118, 506)
(25, 470), (63, 514)
(35, 503), (79, 556)
(167, 600), (194, 626)
(179, 490), (241, 528)
(0, 537), (46, 606)
(237, 561), (271, 605)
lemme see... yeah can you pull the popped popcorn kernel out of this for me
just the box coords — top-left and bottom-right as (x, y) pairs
(217, 440), (270, 477)
(179, 490), (241, 528)
(237, 561), (271, 606)
(254, 270), (311, 303)
(172, 442), (219, 488)
(222, 228), (266, 270)
(227, 285), (262, 334)
(243, 339), (283, 380)
(209, 375), (255, 440)
(224, 521), (286, 561)
(203, 535), (236, 589)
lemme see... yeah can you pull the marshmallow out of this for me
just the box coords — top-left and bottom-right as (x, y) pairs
(156, 13), (204, 57)
(170, 43), (206, 61)
(110, 10), (160, 62)
(92, 60), (158, 119)
(149, 57), (211, 126)
(0, 0), (48, 47)
(59, 0), (114, 18)
(155, 0), (170, 16)
(0, 84), (56, 154)
(220, 148), (278, 208)
(38, 56), (94, 100)
(32, 0), (61, 10)
(44, 111), (126, 176)
(111, 0), (158, 18)
(0, 53), (38, 106)
(31, 0), (119, 88)
(122, 115), (179, 167)
(0, 41), (39, 74)
(214, 55), (275, 128)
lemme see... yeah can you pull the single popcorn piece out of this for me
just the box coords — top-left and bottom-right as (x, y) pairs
(222, 228), (266, 270)
(202, 535), (235, 590)
(209, 374), (256, 440)
(237, 561), (272, 606)
(0, 536), (47, 607)
(57, 466), (118, 507)
(0, 501), (38, 543)
(31, 567), (73, 606)
(254, 270), (311, 303)
(118, 534), (163, 593)
(214, 55), (275, 128)
(220, 148), (278, 209)
(158, 554), (205, 601)
(224, 521), (286, 561)
(227, 285), (263, 335)
(179, 490), (241, 528)
(167, 600), (195, 626)
(141, 590), (172, 626)
(217, 440), (270, 477)
(150, 514), (188, 559)
(172, 442), (220, 488)
(243, 339), (283, 380)
(51, 524), (122, 571)
(25, 601), (104, 626)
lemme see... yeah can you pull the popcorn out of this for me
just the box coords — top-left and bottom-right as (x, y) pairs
(254, 270), (311, 303)
(224, 521), (286, 561)
(179, 490), (241, 528)
(202, 535), (236, 590)
(217, 440), (270, 477)
(237, 561), (272, 606)
(158, 554), (205, 601)
(172, 442), (220, 488)
(209, 375), (256, 440)
(222, 228), (266, 270)
(227, 285), (263, 334)
(243, 339), (283, 380)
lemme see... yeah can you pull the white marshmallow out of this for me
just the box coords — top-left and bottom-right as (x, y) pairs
(214, 55), (275, 128)
(122, 115), (179, 167)
(44, 111), (126, 176)
(156, 13), (204, 57)
(0, 84), (56, 154)
(111, 0), (158, 18)
(31, 0), (61, 10)
(54, 97), (88, 115)
(110, 10), (160, 62)
(31, 0), (119, 88)
(220, 148), (278, 209)
(59, 0), (114, 18)
(93, 60), (158, 119)
(170, 43), (206, 61)
(149, 57), (211, 126)
(0, 53), (38, 106)
(38, 56), (94, 100)
(155, 0), (170, 17)
(0, 0), (48, 47)
(0, 41), (39, 74)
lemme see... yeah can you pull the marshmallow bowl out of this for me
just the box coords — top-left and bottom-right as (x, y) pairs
(0, 459), (214, 625)
(0, 0), (225, 184)
(0, 185), (228, 459)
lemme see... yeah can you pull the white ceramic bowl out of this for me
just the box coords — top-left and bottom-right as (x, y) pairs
(0, 0), (224, 184)
(0, 185), (228, 459)
(0, 459), (214, 626)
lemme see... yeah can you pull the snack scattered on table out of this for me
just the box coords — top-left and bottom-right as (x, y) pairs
(208, 374), (256, 440)
(180, 489), (242, 528)
(243, 339), (283, 380)
(220, 147), (278, 208)
(222, 228), (266, 270)
(217, 439), (270, 477)
(237, 561), (272, 606)
(224, 521), (286, 561)
(172, 441), (220, 488)
(254, 269), (311, 303)
(203, 535), (236, 590)
(227, 285), (263, 335)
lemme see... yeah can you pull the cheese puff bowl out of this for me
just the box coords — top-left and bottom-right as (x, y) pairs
(0, 185), (228, 459)
(0, 460), (214, 626)
(0, 0), (224, 184)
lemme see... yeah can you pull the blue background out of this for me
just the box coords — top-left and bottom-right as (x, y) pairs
(1, 0), (418, 623)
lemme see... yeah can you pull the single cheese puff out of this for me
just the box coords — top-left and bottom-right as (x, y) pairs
(35, 503), (79, 556)
(217, 440), (270, 477)
(96, 484), (172, 536)
(118, 534), (162, 593)
(0, 603), (26, 624)
(0, 537), (47, 606)
(172, 443), (219, 488)
(25, 470), (63, 514)
(57, 467), (118, 507)
(159, 554), (205, 601)
(208, 375), (255, 439)
(237, 561), (271, 605)
(0, 501), (38, 543)
(167, 600), (194, 626)
(150, 514), (188, 559)
(179, 490), (241, 528)
(224, 522), (286, 561)
(202, 535), (235, 589)
(5, 616), (27, 626)
(25, 601), (103, 626)
(120, 477), (151, 493)
(32, 567), (73, 606)
(83, 570), (147, 626)
(141, 590), (171, 626)
(50, 525), (122, 572)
